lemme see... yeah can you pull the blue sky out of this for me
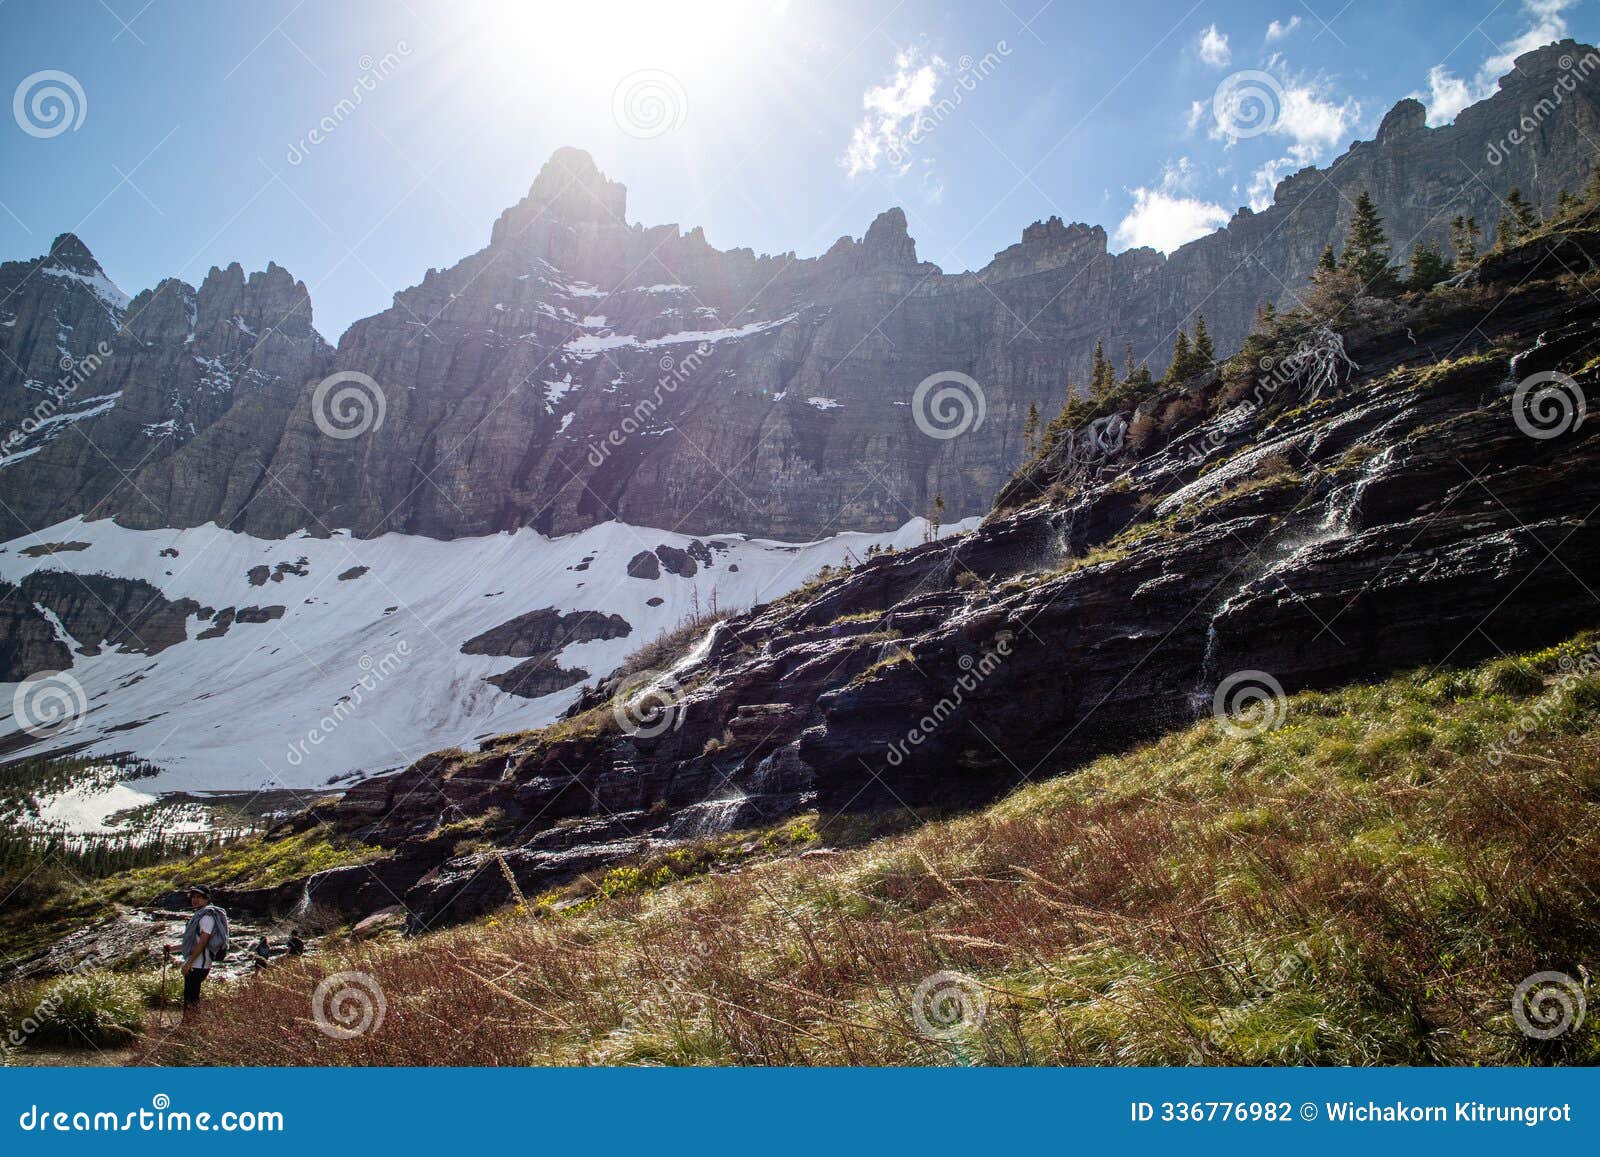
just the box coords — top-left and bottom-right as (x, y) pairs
(2, 0), (1594, 340)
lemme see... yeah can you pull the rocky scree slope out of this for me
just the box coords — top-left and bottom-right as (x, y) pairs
(1, 42), (1595, 542)
(246, 218), (1600, 933)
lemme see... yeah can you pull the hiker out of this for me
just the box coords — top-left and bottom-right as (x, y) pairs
(285, 929), (306, 956)
(163, 885), (229, 1010)
(250, 934), (273, 969)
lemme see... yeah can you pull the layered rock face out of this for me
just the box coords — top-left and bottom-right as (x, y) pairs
(0, 239), (331, 539)
(275, 214), (1600, 929)
(2, 43), (1594, 542)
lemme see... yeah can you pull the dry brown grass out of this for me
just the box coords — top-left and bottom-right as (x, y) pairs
(140, 637), (1600, 1067)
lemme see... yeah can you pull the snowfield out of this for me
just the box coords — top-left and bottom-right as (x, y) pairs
(0, 514), (974, 815)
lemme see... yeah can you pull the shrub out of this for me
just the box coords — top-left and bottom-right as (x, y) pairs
(1, 970), (148, 1049)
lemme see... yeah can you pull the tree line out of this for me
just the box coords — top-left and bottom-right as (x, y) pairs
(1018, 171), (1600, 462)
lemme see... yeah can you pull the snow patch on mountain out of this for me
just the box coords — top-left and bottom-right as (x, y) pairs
(0, 514), (975, 812)
(563, 313), (799, 356)
(39, 264), (131, 315)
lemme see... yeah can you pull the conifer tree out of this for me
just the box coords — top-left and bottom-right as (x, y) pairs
(1123, 341), (1137, 384)
(1493, 215), (1517, 251)
(1340, 191), (1396, 291)
(1165, 329), (1192, 385)
(1505, 187), (1539, 236)
(1450, 215), (1481, 270)
(1586, 167), (1600, 205)
(1022, 401), (1040, 459)
(1405, 240), (1451, 292)
(1090, 340), (1116, 399)
(1317, 244), (1338, 273)
(1557, 189), (1579, 218)
(1191, 313), (1215, 369)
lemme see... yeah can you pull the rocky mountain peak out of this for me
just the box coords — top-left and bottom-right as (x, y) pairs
(198, 260), (247, 294)
(861, 206), (918, 266)
(491, 146), (628, 244)
(46, 232), (107, 278)
(1508, 37), (1593, 83)
(983, 216), (1109, 279)
(1376, 98), (1426, 141)
(189, 260), (313, 332)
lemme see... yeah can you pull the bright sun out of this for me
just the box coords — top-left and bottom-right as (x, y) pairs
(464, 0), (790, 121)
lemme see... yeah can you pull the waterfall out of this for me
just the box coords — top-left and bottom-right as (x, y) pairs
(1184, 447), (1393, 718)
(1323, 444), (1394, 536)
(1187, 601), (1233, 716)
(670, 789), (749, 838)
(1504, 330), (1550, 388)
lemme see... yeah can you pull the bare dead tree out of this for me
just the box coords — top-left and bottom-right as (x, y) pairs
(1058, 411), (1129, 481)
(1279, 324), (1359, 402)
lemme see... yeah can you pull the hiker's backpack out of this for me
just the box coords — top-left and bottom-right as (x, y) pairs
(203, 904), (231, 962)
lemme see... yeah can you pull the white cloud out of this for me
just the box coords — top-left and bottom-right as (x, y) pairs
(1185, 98), (1207, 132)
(1210, 67), (1361, 160)
(1199, 24), (1231, 67)
(1415, 0), (1578, 125)
(1418, 65), (1475, 124)
(1247, 157), (1296, 211)
(1116, 190), (1230, 252)
(1265, 16), (1301, 41)
(841, 48), (946, 177)
(1484, 0), (1578, 76)
(1205, 63), (1360, 212)
(1115, 157), (1230, 253)
(1274, 83), (1362, 156)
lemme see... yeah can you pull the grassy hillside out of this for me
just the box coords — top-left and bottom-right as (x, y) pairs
(0, 825), (380, 963)
(139, 632), (1600, 1066)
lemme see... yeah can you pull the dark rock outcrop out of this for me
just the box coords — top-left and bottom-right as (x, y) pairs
(459, 607), (630, 699)
(626, 551), (660, 579)
(0, 235), (332, 539)
(484, 657), (590, 699)
(290, 221), (1600, 928)
(460, 607), (631, 657)
(0, 571), (200, 680)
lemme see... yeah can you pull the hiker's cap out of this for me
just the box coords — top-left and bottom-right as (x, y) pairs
(187, 884), (211, 898)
